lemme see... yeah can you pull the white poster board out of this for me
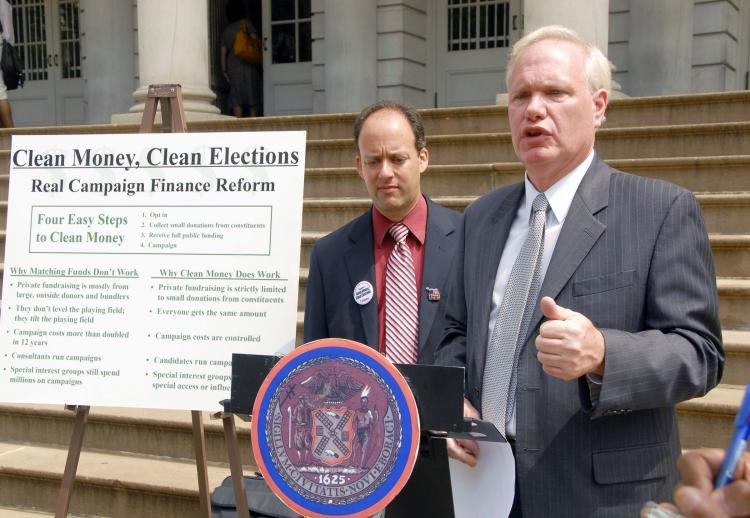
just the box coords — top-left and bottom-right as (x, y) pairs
(0, 131), (305, 411)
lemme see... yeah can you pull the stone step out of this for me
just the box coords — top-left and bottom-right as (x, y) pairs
(0, 331), (740, 517)
(697, 193), (750, 235)
(0, 229), (745, 304)
(1, 91), (749, 146)
(710, 235), (750, 279)
(7, 122), (746, 171)
(303, 156), (750, 199)
(0, 441), (230, 518)
(603, 91), (750, 128)
(297, 305), (747, 388)
(0, 224), (744, 290)
(722, 330), (750, 386)
(298, 268), (309, 311)
(301, 231), (748, 280)
(717, 278), (750, 331)
(303, 122), (750, 167)
(0, 404), (254, 465)
(0, 506), (90, 517)
(2, 273), (738, 359)
(205, 91), (750, 136)
(604, 156), (750, 194)
(0, 229), (744, 306)
(677, 384), (746, 450)
(2, 155), (747, 207)
(0, 507), (84, 517)
(0, 91), (747, 517)
(0, 386), (738, 517)
(299, 310), (745, 453)
(294, 309), (743, 449)
(295, 269), (748, 332)
(294, 193), (748, 235)
(296, 310), (303, 345)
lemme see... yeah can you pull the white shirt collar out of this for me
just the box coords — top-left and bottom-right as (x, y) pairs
(522, 149), (594, 225)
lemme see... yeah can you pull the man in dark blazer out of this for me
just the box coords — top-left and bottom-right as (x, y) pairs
(304, 101), (461, 517)
(436, 26), (724, 517)
(304, 100), (461, 364)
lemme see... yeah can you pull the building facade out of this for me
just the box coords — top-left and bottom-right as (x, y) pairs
(7, 0), (750, 126)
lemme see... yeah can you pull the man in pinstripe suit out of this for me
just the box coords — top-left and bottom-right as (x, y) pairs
(436, 26), (724, 517)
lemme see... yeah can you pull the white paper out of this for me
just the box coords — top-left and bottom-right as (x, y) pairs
(449, 441), (515, 518)
(0, 131), (305, 411)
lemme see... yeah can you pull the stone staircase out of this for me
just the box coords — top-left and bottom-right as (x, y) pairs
(0, 90), (748, 516)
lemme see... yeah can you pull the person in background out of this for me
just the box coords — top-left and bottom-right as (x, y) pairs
(220, 0), (261, 117)
(643, 449), (750, 518)
(0, 0), (14, 128)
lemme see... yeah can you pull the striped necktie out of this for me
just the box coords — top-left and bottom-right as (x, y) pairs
(384, 223), (419, 364)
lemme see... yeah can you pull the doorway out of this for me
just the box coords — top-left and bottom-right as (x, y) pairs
(261, 0), (312, 116)
(434, 0), (521, 107)
(210, 0), (263, 116)
(8, 0), (84, 127)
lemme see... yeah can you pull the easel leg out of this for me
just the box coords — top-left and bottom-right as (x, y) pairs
(139, 95), (158, 133)
(161, 100), (173, 131)
(222, 414), (250, 518)
(191, 410), (212, 518)
(168, 97), (187, 132)
(55, 405), (90, 518)
(141, 85), (208, 516)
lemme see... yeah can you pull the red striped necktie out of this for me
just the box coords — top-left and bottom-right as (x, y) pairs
(384, 223), (419, 364)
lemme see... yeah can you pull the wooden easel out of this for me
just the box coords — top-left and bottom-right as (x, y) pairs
(55, 84), (249, 518)
(212, 407), (251, 518)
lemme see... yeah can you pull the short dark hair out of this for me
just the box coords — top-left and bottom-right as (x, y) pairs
(226, 0), (247, 23)
(353, 101), (426, 154)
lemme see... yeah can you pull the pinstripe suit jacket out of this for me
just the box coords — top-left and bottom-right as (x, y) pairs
(304, 197), (461, 364)
(436, 155), (724, 517)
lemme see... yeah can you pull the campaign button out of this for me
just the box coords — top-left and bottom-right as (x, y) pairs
(353, 281), (374, 306)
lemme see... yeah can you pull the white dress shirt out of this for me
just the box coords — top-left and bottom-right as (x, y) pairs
(486, 150), (594, 438)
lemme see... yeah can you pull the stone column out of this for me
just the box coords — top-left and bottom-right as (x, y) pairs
(497, 0), (618, 103)
(80, 0), (136, 124)
(523, 0), (609, 55)
(628, 0), (693, 96)
(112, 0), (223, 123)
(322, 0), (377, 113)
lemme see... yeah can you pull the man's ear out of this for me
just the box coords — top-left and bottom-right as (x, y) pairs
(418, 147), (429, 174)
(592, 89), (609, 129)
(355, 154), (365, 180)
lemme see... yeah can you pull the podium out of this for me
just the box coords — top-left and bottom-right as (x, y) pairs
(229, 353), (505, 518)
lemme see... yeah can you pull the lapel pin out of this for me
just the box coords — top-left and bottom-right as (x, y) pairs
(353, 280), (374, 305)
(426, 287), (440, 302)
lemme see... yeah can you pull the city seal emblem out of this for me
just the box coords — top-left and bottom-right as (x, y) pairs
(252, 338), (420, 518)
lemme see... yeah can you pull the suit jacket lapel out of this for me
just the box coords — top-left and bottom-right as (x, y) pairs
(525, 156), (610, 340)
(344, 212), (379, 349)
(418, 200), (457, 353)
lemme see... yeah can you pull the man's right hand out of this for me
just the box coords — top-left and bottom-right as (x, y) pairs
(446, 398), (481, 467)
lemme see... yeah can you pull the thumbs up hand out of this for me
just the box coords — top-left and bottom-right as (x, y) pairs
(535, 296), (606, 381)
